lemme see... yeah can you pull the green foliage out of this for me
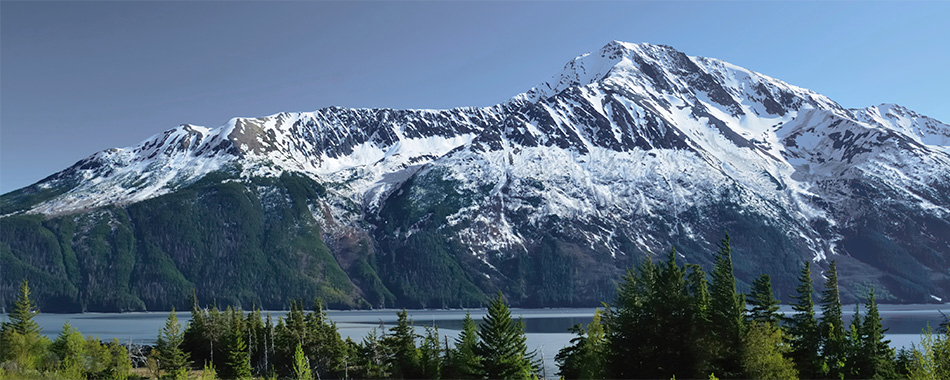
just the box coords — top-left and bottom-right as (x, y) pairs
(556, 309), (606, 379)
(851, 289), (897, 379)
(786, 261), (822, 379)
(476, 293), (537, 379)
(156, 308), (190, 380)
(445, 312), (480, 379)
(746, 274), (781, 326)
(709, 234), (745, 378)
(383, 309), (421, 379)
(4, 281), (42, 336)
(418, 326), (442, 379)
(819, 261), (847, 379)
(293, 342), (313, 380)
(0, 281), (51, 373)
(50, 323), (84, 379)
(740, 322), (798, 380)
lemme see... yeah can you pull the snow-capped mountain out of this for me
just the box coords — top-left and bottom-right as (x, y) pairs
(3, 41), (948, 311)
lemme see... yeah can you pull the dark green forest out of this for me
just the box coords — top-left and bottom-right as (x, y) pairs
(2, 235), (949, 379)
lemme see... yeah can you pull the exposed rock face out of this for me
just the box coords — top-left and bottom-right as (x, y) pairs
(2, 41), (948, 311)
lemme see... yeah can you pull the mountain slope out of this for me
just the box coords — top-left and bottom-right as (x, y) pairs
(3, 41), (948, 311)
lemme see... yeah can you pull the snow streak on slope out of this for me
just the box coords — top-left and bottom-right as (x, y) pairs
(15, 41), (950, 272)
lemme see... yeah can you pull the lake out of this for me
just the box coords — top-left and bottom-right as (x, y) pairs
(4, 304), (947, 377)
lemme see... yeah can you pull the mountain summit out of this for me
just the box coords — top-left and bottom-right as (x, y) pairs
(3, 41), (948, 311)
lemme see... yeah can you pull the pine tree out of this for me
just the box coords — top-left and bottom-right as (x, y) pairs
(156, 308), (191, 380)
(384, 309), (420, 379)
(225, 326), (252, 379)
(293, 342), (313, 380)
(0, 280), (49, 372)
(476, 293), (536, 379)
(820, 261), (847, 379)
(419, 326), (442, 379)
(447, 311), (481, 379)
(786, 261), (822, 379)
(857, 289), (896, 379)
(51, 322), (85, 379)
(2, 281), (41, 336)
(747, 274), (781, 326)
(709, 233), (745, 378)
(741, 322), (798, 380)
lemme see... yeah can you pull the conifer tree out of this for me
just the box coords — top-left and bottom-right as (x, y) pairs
(447, 311), (481, 379)
(419, 326), (442, 379)
(293, 342), (313, 380)
(384, 309), (420, 379)
(476, 293), (536, 379)
(820, 261), (847, 379)
(156, 308), (191, 380)
(0, 280), (50, 372)
(709, 233), (745, 378)
(224, 326), (252, 379)
(2, 281), (41, 336)
(741, 322), (798, 380)
(51, 322), (85, 379)
(747, 274), (781, 326)
(787, 261), (822, 379)
(857, 289), (896, 379)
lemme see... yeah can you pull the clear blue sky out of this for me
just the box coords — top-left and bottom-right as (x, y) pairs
(2, 1), (948, 193)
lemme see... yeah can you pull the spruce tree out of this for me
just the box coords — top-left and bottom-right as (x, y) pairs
(448, 312), (480, 379)
(156, 308), (191, 380)
(709, 233), (745, 378)
(224, 326), (252, 379)
(419, 326), (442, 379)
(293, 342), (313, 380)
(820, 261), (847, 379)
(741, 322), (798, 380)
(2, 281), (41, 336)
(747, 274), (781, 326)
(857, 289), (896, 379)
(51, 322), (86, 379)
(384, 309), (420, 379)
(0, 280), (50, 372)
(787, 261), (822, 379)
(476, 293), (536, 379)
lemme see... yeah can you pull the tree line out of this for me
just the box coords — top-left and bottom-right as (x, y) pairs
(2, 233), (949, 379)
(555, 234), (950, 379)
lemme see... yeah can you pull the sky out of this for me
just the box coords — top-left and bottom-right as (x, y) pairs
(2, 1), (948, 193)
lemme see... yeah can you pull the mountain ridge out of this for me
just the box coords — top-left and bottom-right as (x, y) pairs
(2, 41), (948, 311)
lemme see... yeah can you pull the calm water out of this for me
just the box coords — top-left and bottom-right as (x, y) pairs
(2, 305), (947, 377)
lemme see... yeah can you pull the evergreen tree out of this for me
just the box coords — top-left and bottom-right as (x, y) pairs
(555, 309), (607, 379)
(293, 342), (313, 380)
(2, 281), (41, 336)
(786, 261), (822, 379)
(709, 233), (745, 378)
(224, 326), (252, 379)
(156, 308), (191, 380)
(741, 322), (798, 380)
(384, 309), (420, 379)
(604, 266), (649, 379)
(820, 261), (847, 379)
(419, 326), (442, 379)
(856, 289), (896, 379)
(51, 322), (85, 379)
(555, 323), (587, 379)
(845, 303), (863, 378)
(446, 311), (481, 379)
(0, 280), (50, 373)
(687, 263), (714, 375)
(476, 293), (537, 379)
(107, 338), (133, 380)
(356, 328), (390, 379)
(747, 274), (781, 326)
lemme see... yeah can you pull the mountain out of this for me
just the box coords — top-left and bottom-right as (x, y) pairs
(2, 41), (948, 311)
